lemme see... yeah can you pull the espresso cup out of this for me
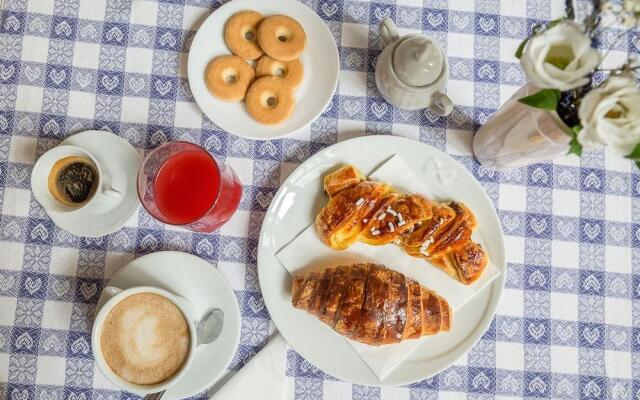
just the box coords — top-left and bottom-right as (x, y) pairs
(91, 286), (197, 395)
(31, 145), (121, 213)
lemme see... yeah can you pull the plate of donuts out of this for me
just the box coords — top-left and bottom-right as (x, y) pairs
(188, 0), (340, 140)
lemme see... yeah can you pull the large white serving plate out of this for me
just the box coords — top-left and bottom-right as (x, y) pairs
(257, 135), (506, 386)
(188, 0), (339, 140)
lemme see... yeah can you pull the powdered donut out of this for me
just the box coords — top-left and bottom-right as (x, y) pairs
(255, 55), (304, 90)
(257, 15), (306, 62)
(205, 55), (255, 102)
(224, 11), (265, 60)
(245, 76), (295, 125)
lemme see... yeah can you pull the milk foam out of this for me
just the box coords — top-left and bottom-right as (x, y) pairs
(100, 293), (190, 385)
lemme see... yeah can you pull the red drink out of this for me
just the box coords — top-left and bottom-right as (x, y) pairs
(138, 142), (242, 233)
(154, 150), (220, 225)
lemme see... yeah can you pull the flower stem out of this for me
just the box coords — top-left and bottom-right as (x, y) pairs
(585, 0), (603, 35)
(565, 0), (576, 20)
(597, 65), (640, 72)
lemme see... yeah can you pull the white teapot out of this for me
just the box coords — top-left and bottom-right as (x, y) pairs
(375, 17), (453, 115)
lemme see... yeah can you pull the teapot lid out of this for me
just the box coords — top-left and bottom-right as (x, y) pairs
(392, 36), (443, 87)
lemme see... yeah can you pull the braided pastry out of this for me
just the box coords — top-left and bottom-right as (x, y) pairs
(315, 165), (488, 285)
(292, 263), (451, 345)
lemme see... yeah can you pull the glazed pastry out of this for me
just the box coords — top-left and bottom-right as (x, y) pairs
(205, 55), (255, 102)
(257, 15), (306, 61)
(315, 165), (489, 285)
(224, 11), (265, 60)
(255, 55), (304, 90)
(245, 76), (295, 124)
(292, 263), (451, 345)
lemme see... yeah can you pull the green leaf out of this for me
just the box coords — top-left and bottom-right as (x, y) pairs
(518, 89), (561, 110)
(515, 37), (529, 59)
(636, 161), (640, 170)
(626, 143), (640, 161)
(568, 125), (583, 156)
(546, 18), (564, 30)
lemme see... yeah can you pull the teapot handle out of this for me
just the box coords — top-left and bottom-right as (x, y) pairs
(379, 17), (399, 45)
(429, 91), (454, 116)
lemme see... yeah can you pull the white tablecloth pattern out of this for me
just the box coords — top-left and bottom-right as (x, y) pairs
(0, 0), (638, 399)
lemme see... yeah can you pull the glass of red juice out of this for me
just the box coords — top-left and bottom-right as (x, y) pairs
(137, 141), (242, 233)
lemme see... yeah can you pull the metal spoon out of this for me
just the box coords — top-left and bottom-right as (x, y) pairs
(144, 308), (225, 400)
(196, 308), (225, 345)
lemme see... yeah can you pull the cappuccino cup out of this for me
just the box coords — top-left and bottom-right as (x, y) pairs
(31, 145), (121, 213)
(91, 286), (197, 394)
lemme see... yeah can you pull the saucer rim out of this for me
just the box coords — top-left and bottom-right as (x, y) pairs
(95, 251), (242, 399)
(35, 130), (142, 238)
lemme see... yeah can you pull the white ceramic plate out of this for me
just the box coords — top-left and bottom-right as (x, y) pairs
(95, 251), (241, 400)
(40, 130), (141, 238)
(188, 0), (339, 140)
(257, 135), (506, 386)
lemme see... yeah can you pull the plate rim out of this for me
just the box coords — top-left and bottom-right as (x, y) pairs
(257, 135), (506, 386)
(187, 0), (340, 140)
(96, 250), (242, 398)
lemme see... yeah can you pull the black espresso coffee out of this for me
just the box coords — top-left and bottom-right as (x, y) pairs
(47, 156), (98, 206)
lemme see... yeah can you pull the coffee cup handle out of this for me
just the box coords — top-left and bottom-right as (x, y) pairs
(102, 185), (122, 198)
(102, 286), (122, 299)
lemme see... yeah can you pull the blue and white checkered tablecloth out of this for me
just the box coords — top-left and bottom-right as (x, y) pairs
(1, 0), (639, 399)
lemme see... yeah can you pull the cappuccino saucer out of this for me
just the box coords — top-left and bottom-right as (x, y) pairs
(95, 251), (242, 399)
(45, 130), (141, 237)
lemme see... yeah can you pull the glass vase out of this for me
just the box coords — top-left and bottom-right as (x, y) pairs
(472, 84), (572, 169)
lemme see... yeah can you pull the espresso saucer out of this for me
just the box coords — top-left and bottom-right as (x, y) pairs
(95, 251), (242, 399)
(46, 130), (141, 237)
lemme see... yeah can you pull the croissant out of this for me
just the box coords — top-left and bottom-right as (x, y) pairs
(292, 263), (451, 345)
(316, 165), (488, 285)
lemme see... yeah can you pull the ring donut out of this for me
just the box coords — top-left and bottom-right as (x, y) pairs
(224, 11), (264, 60)
(205, 55), (255, 102)
(257, 15), (306, 61)
(255, 55), (304, 90)
(246, 76), (295, 125)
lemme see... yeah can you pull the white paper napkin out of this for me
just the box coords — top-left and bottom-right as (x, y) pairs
(209, 335), (287, 400)
(276, 155), (501, 380)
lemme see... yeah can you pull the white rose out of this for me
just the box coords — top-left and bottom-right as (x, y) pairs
(623, 0), (640, 26)
(578, 74), (640, 156)
(624, 0), (640, 13)
(520, 21), (600, 91)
